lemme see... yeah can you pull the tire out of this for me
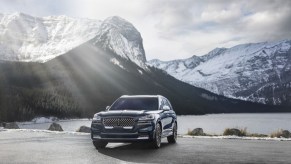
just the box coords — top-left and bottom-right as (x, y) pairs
(167, 122), (177, 143)
(151, 123), (162, 149)
(93, 140), (108, 149)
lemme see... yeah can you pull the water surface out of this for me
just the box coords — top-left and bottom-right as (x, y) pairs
(178, 113), (291, 135)
(18, 113), (291, 135)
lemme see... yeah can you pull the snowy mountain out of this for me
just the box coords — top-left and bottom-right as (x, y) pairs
(1, 13), (290, 122)
(0, 12), (101, 62)
(0, 13), (147, 67)
(2, 41), (288, 122)
(92, 16), (147, 68)
(148, 40), (291, 105)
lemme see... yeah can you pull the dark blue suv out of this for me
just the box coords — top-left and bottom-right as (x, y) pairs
(91, 95), (177, 149)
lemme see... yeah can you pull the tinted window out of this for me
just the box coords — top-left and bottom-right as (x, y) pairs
(160, 99), (166, 110)
(110, 98), (158, 111)
(164, 98), (173, 110)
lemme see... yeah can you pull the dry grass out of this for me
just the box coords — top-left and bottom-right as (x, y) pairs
(248, 133), (268, 137)
(187, 128), (212, 136)
(187, 128), (192, 135)
(271, 129), (283, 138)
(223, 128), (247, 136)
(240, 128), (247, 136)
(186, 127), (290, 138)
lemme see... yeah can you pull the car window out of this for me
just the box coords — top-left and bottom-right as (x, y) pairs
(163, 98), (173, 110)
(110, 98), (159, 111)
(159, 99), (164, 110)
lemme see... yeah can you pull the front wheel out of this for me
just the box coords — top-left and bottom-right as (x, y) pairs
(93, 140), (108, 149)
(151, 123), (162, 149)
(167, 122), (177, 143)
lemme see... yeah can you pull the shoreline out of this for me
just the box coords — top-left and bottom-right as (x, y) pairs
(1, 128), (290, 141)
(179, 134), (291, 141)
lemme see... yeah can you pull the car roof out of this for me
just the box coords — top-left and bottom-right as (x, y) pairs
(120, 95), (163, 99)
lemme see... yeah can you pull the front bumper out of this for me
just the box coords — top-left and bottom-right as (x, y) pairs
(91, 120), (155, 142)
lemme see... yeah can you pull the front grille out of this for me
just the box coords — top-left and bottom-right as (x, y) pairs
(103, 118), (135, 127)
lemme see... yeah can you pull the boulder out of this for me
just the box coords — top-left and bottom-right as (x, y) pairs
(281, 130), (290, 138)
(190, 128), (205, 136)
(223, 128), (243, 136)
(4, 122), (20, 129)
(0, 122), (4, 127)
(76, 126), (91, 133)
(48, 123), (63, 131)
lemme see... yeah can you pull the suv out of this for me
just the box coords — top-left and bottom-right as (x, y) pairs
(91, 95), (177, 149)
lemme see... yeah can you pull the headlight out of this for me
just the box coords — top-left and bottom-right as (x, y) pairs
(93, 114), (101, 121)
(139, 114), (155, 121)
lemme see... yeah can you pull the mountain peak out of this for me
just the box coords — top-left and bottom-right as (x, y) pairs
(104, 16), (127, 23)
(200, 47), (227, 61)
(93, 16), (147, 68)
(9, 12), (34, 18)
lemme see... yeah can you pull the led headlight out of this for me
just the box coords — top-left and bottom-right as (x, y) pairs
(139, 114), (155, 121)
(93, 114), (101, 121)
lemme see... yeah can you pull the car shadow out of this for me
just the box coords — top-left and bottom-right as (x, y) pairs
(97, 141), (177, 163)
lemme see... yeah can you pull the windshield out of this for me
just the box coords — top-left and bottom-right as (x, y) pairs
(110, 97), (159, 111)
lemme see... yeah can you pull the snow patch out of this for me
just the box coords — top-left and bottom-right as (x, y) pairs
(201, 93), (217, 101)
(0, 129), (90, 135)
(179, 135), (291, 141)
(1, 129), (290, 141)
(110, 58), (125, 70)
(31, 117), (59, 124)
(138, 69), (143, 75)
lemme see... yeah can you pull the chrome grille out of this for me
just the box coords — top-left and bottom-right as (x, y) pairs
(103, 118), (135, 127)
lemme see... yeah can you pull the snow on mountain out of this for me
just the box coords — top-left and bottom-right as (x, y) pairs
(148, 40), (291, 105)
(148, 48), (226, 82)
(0, 12), (101, 62)
(92, 16), (147, 68)
(0, 13), (147, 68)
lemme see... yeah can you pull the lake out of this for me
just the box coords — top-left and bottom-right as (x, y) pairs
(18, 113), (291, 135)
(178, 113), (291, 135)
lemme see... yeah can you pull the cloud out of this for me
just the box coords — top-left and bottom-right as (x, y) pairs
(0, 0), (291, 61)
(142, 0), (291, 60)
(0, 0), (72, 17)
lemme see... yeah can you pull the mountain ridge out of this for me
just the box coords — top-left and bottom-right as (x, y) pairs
(0, 12), (102, 62)
(2, 42), (288, 122)
(1, 13), (290, 122)
(0, 13), (147, 68)
(148, 39), (291, 106)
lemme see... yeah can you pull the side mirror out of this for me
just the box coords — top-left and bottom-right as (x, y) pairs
(105, 106), (110, 111)
(162, 105), (170, 111)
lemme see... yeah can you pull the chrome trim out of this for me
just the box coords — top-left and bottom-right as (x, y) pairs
(104, 126), (114, 129)
(137, 122), (152, 125)
(92, 136), (149, 140)
(104, 126), (133, 129)
(123, 126), (133, 129)
(101, 132), (138, 135)
(93, 135), (101, 139)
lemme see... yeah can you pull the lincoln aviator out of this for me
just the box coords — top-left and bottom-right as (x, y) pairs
(90, 95), (177, 149)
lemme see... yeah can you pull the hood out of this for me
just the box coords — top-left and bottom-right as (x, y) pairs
(97, 110), (161, 117)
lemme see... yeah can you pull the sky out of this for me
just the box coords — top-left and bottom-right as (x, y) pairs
(1, 0), (291, 61)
